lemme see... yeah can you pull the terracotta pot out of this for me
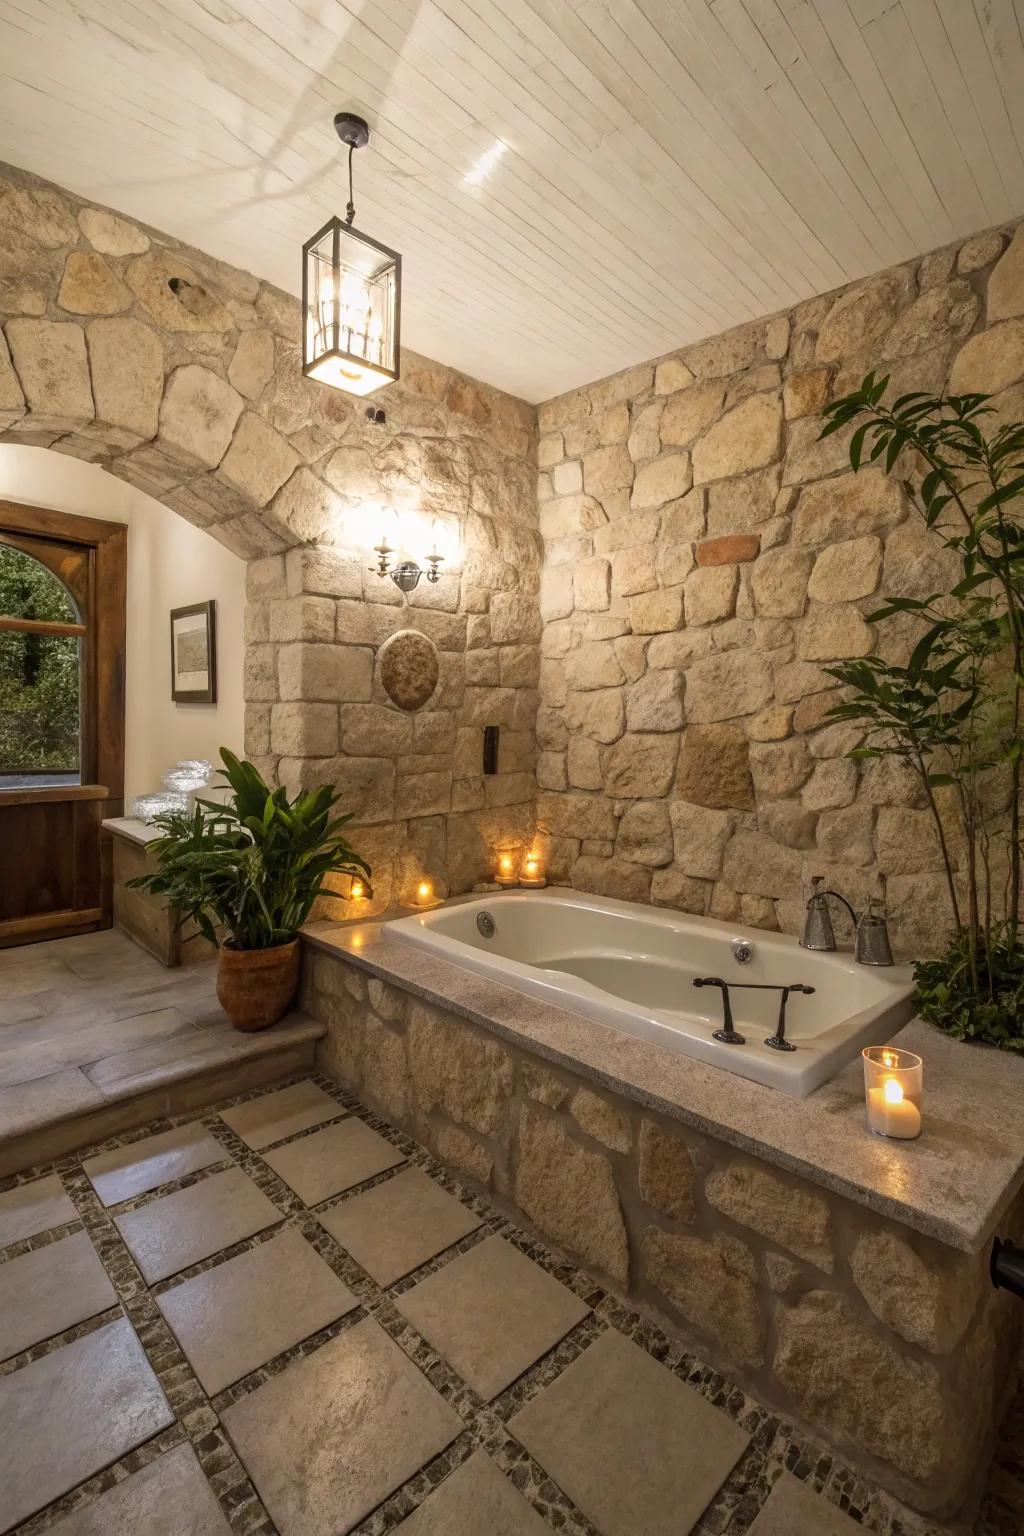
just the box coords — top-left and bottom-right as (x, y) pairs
(216, 939), (301, 1032)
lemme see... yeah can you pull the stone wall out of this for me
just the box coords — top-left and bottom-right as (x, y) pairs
(304, 945), (1023, 1518)
(0, 163), (539, 903)
(534, 219), (1024, 956)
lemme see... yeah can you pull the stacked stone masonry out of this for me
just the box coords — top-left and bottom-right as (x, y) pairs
(534, 218), (1024, 956)
(0, 162), (539, 908)
(6, 159), (1024, 947)
(304, 948), (1024, 1520)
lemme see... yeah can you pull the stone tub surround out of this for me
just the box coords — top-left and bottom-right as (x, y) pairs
(302, 928), (1024, 1516)
(532, 215), (1024, 958)
(0, 161), (539, 904)
(302, 920), (1024, 1254)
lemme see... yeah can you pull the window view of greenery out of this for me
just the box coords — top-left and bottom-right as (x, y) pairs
(0, 546), (80, 778)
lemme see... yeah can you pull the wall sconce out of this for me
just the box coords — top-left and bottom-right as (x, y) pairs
(370, 511), (446, 592)
(302, 112), (401, 397)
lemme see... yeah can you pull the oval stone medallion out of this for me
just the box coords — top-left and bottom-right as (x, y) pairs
(379, 629), (440, 711)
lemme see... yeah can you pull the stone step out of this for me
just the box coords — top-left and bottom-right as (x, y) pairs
(0, 1011), (325, 1179)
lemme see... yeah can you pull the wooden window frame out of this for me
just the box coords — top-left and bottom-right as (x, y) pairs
(0, 500), (126, 806)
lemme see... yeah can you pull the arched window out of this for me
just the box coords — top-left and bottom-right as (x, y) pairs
(0, 539), (85, 787)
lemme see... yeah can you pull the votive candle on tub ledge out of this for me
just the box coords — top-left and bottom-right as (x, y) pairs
(495, 852), (519, 888)
(519, 853), (546, 888)
(863, 1047), (923, 1140)
(403, 878), (442, 911)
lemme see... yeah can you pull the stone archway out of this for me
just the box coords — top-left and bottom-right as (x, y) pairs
(0, 162), (541, 907)
(0, 163), (532, 563)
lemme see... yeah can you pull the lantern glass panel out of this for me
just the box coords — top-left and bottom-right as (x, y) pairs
(304, 219), (399, 396)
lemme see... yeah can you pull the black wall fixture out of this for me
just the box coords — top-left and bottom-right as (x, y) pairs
(483, 725), (499, 775)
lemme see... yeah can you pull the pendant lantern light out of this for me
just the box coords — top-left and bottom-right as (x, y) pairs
(302, 112), (401, 396)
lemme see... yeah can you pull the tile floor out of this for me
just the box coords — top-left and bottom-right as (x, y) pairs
(0, 931), (321, 1159)
(1, 1071), (1022, 1536)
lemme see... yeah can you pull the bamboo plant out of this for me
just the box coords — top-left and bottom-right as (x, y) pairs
(819, 375), (1024, 1048)
(130, 748), (371, 949)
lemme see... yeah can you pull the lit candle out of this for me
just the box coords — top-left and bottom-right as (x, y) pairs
(496, 852), (519, 888)
(519, 852), (547, 888)
(350, 878), (366, 901)
(862, 1046), (923, 1140)
(416, 879), (433, 905)
(867, 1077), (922, 1138)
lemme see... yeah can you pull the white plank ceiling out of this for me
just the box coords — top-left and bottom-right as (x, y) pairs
(1, 1), (1024, 401)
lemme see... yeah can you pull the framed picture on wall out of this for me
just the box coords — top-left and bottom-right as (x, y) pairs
(170, 600), (217, 703)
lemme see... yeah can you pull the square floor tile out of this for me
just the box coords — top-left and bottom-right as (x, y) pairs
(222, 1316), (462, 1536)
(263, 1118), (405, 1206)
(0, 1229), (117, 1361)
(509, 1328), (749, 1536)
(320, 1169), (483, 1286)
(157, 1225), (358, 1395)
(220, 1080), (344, 1150)
(115, 1167), (281, 1284)
(48, 1442), (231, 1536)
(395, 1236), (589, 1401)
(83, 1121), (227, 1206)
(397, 1450), (549, 1535)
(0, 1317), (173, 1531)
(0, 1172), (77, 1248)
(747, 1472), (864, 1536)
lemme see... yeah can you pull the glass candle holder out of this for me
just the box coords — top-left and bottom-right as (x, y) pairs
(519, 853), (546, 888)
(862, 1047), (923, 1140)
(495, 851), (519, 888)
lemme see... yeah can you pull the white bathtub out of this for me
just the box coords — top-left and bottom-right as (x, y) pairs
(386, 889), (916, 1097)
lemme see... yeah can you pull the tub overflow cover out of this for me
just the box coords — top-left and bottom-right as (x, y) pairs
(476, 912), (495, 939)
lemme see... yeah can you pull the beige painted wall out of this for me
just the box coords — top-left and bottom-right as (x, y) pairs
(0, 443), (245, 801)
(533, 220), (1024, 958)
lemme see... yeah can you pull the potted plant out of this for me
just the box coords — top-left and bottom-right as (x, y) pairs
(130, 748), (371, 1031)
(819, 375), (1023, 1049)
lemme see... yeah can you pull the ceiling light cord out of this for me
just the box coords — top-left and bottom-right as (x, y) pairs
(346, 143), (356, 226)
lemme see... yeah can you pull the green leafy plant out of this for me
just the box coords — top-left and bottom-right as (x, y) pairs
(820, 374), (1024, 1049)
(130, 748), (370, 950)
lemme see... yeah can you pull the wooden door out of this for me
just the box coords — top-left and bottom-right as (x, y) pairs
(0, 501), (126, 947)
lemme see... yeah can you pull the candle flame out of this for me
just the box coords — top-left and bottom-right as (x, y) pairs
(417, 880), (432, 901)
(883, 1078), (904, 1105)
(350, 879), (365, 900)
(499, 854), (514, 873)
(524, 856), (539, 874)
